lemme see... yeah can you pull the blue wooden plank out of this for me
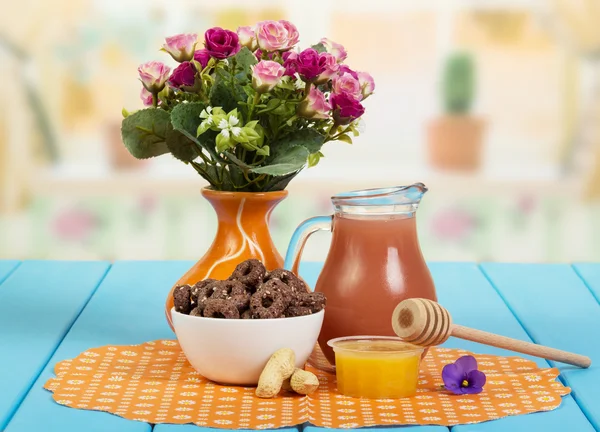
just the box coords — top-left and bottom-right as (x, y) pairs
(573, 263), (600, 304)
(155, 425), (299, 432)
(4, 261), (191, 432)
(480, 263), (600, 431)
(0, 260), (110, 431)
(431, 263), (595, 432)
(0, 260), (20, 285)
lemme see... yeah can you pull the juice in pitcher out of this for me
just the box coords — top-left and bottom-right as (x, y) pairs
(285, 184), (436, 366)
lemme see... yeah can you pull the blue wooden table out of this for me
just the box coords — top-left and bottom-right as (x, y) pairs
(0, 260), (598, 432)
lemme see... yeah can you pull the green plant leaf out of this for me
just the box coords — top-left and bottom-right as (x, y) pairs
(337, 134), (353, 144)
(249, 146), (309, 176)
(311, 42), (326, 53)
(308, 151), (324, 167)
(224, 151), (252, 169)
(234, 47), (258, 75)
(169, 101), (222, 161)
(263, 171), (300, 191)
(227, 164), (245, 190)
(120, 108), (171, 159)
(210, 76), (238, 113)
(165, 127), (198, 162)
(271, 128), (326, 156)
(170, 102), (206, 139)
(191, 161), (219, 188)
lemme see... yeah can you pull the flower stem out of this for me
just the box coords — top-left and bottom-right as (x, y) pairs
(152, 92), (158, 108)
(301, 82), (311, 101)
(247, 93), (261, 120)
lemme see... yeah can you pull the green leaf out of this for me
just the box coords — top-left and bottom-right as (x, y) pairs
(234, 47), (258, 75)
(210, 76), (237, 112)
(263, 171), (300, 192)
(191, 161), (219, 188)
(120, 108), (171, 159)
(257, 145), (269, 156)
(216, 133), (234, 152)
(249, 146), (309, 176)
(170, 102), (206, 141)
(197, 121), (212, 137)
(308, 151), (324, 167)
(224, 151), (251, 169)
(311, 42), (326, 53)
(166, 127), (198, 162)
(227, 164), (246, 190)
(337, 134), (353, 144)
(271, 128), (326, 156)
(169, 101), (221, 161)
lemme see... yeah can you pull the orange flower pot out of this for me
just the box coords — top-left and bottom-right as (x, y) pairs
(164, 188), (287, 331)
(426, 115), (485, 171)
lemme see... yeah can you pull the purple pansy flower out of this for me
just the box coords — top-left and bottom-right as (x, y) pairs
(442, 355), (486, 395)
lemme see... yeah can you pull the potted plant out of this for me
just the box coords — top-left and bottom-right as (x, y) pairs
(119, 21), (374, 328)
(426, 52), (485, 171)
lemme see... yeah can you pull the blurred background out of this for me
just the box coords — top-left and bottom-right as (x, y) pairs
(1, 0), (600, 263)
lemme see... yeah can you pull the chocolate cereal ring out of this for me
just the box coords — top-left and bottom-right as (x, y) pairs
(258, 279), (293, 307)
(191, 279), (222, 311)
(173, 284), (192, 314)
(191, 279), (217, 304)
(241, 309), (253, 319)
(250, 289), (285, 319)
(202, 298), (240, 319)
(264, 269), (307, 294)
(298, 292), (327, 312)
(284, 306), (313, 317)
(229, 259), (266, 288)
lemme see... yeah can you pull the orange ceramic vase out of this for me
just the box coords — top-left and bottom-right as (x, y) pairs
(164, 188), (287, 330)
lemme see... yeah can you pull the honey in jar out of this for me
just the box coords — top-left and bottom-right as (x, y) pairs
(328, 336), (423, 399)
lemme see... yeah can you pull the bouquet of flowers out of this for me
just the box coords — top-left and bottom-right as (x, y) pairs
(121, 20), (375, 192)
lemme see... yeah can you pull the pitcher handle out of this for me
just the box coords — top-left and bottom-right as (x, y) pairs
(284, 215), (333, 277)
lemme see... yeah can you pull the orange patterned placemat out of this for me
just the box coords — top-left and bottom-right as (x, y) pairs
(44, 340), (570, 429)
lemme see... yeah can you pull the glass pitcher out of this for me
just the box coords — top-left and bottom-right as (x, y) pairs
(284, 183), (437, 367)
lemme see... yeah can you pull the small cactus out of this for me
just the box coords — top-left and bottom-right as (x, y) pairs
(442, 52), (475, 114)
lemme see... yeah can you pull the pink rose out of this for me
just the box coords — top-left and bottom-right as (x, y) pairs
(252, 60), (285, 93)
(338, 65), (358, 80)
(298, 87), (331, 119)
(193, 49), (211, 69)
(332, 72), (362, 100)
(314, 52), (339, 85)
(162, 33), (197, 62)
(140, 88), (154, 106)
(204, 27), (240, 59)
(357, 71), (375, 98)
(237, 26), (257, 50)
(331, 92), (365, 124)
(279, 20), (299, 48)
(256, 20), (298, 52)
(169, 61), (196, 88)
(138, 61), (171, 93)
(320, 37), (347, 62)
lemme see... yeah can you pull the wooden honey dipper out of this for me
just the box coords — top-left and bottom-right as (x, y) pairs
(391, 298), (591, 368)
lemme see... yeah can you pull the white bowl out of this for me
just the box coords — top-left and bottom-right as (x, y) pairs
(171, 308), (325, 385)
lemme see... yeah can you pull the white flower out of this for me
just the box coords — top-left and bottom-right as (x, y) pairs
(217, 116), (242, 139)
(199, 106), (214, 128)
